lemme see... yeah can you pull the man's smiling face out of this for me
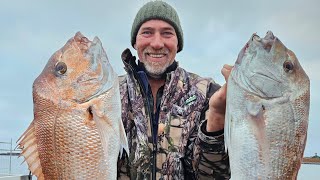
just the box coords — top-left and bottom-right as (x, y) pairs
(134, 20), (178, 76)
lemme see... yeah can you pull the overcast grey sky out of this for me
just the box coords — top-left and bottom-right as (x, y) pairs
(0, 0), (319, 162)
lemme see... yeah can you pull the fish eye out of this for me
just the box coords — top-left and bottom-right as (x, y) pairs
(283, 61), (294, 73)
(55, 62), (67, 75)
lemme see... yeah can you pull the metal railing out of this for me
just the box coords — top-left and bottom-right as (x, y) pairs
(0, 139), (29, 177)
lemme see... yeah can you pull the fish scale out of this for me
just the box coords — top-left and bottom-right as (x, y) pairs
(30, 78), (106, 179)
(225, 31), (310, 180)
(18, 32), (129, 180)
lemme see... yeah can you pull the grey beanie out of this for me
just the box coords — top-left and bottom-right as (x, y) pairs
(131, 1), (183, 52)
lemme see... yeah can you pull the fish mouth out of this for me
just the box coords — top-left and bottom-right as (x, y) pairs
(233, 31), (286, 99)
(251, 31), (275, 52)
(236, 31), (276, 65)
(249, 72), (283, 99)
(77, 77), (98, 84)
(73, 32), (102, 88)
(232, 69), (283, 99)
(73, 32), (104, 52)
(36, 32), (115, 105)
(73, 32), (92, 53)
(71, 32), (115, 103)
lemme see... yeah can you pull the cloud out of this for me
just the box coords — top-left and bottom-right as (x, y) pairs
(0, 0), (319, 160)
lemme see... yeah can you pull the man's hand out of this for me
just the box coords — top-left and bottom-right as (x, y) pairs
(206, 64), (233, 132)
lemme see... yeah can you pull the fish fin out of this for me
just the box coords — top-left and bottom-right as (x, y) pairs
(89, 77), (127, 180)
(246, 100), (271, 166)
(17, 121), (44, 179)
(246, 100), (263, 117)
(91, 105), (115, 150)
(224, 97), (233, 153)
(119, 119), (129, 157)
(224, 112), (232, 153)
(91, 104), (119, 180)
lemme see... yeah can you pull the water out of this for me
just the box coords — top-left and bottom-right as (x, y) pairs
(0, 155), (29, 176)
(298, 164), (320, 179)
(1, 155), (319, 179)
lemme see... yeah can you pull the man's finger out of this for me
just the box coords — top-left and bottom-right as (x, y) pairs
(223, 64), (233, 70)
(221, 64), (233, 82)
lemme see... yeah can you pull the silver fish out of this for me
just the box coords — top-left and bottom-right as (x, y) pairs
(225, 31), (310, 179)
(18, 32), (128, 180)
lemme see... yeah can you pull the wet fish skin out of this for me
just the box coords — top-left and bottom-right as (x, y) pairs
(18, 32), (128, 180)
(225, 31), (310, 180)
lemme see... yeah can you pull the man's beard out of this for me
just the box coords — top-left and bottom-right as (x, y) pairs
(143, 60), (172, 77)
(142, 47), (173, 78)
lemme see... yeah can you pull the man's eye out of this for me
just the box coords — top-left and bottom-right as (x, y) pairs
(162, 31), (175, 37)
(163, 31), (173, 35)
(142, 31), (152, 35)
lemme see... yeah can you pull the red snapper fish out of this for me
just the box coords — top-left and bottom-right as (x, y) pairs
(225, 31), (310, 179)
(18, 32), (128, 180)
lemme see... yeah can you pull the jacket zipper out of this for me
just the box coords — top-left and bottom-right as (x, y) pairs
(127, 64), (157, 180)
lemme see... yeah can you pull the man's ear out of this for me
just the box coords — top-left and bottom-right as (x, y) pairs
(134, 43), (137, 50)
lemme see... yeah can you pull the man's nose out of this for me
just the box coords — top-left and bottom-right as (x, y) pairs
(150, 33), (164, 49)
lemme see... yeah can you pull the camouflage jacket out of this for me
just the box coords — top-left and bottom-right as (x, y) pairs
(117, 49), (230, 180)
